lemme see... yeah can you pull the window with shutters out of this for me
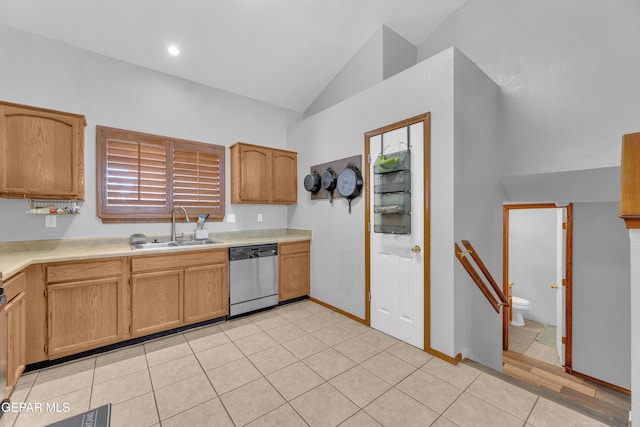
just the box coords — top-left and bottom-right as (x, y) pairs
(97, 126), (225, 223)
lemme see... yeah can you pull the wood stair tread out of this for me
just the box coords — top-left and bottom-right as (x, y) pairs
(501, 351), (630, 427)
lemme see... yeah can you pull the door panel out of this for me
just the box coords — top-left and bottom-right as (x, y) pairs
(369, 122), (425, 349)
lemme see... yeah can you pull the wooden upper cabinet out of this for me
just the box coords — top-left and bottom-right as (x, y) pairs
(620, 132), (640, 228)
(272, 150), (298, 203)
(0, 100), (86, 200)
(234, 144), (270, 202)
(230, 142), (297, 204)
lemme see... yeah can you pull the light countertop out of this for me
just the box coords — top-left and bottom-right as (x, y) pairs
(0, 228), (311, 281)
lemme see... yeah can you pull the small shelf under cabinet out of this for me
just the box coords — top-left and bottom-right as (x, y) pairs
(26, 199), (81, 215)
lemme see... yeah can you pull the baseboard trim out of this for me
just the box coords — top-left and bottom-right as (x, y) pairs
(572, 370), (631, 395)
(308, 296), (368, 325)
(427, 348), (463, 365)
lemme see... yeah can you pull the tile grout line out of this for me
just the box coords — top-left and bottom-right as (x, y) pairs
(171, 330), (239, 426)
(142, 339), (163, 426)
(19, 301), (470, 426)
(457, 370), (537, 424)
(242, 311), (313, 426)
(258, 328), (364, 425)
(87, 357), (97, 412)
(420, 364), (482, 425)
(218, 304), (389, 426)
(524, 396), (541, 426)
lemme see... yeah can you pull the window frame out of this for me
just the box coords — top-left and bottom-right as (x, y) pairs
(96, 125), (225, 224)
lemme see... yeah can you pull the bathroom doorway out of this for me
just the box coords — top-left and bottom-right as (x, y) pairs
(502, 203), (573, 372)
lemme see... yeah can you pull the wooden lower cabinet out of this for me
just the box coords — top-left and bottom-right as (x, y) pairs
(5, 290), (26, 394)
(131, 270), (183, 337)
(1, 270), (27, 396)
(278, 241), (310, 301)
(21, 248), (232, 365)
(184, 264), (228, 323)
(47, 277), (123, 358)
(45, 258), (126, 359)
(130, 249), (228, 337)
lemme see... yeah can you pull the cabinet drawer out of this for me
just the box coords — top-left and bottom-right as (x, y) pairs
(131, 249), (227, 273)
(3, 271), (26, 302)
(46, 259), (123, 283)
(278, 241), (310, 255)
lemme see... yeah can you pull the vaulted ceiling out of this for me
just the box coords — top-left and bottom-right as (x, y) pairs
(0, 0), (466, 112)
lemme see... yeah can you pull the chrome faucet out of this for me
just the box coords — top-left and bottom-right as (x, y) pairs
(171, 206), (190, 241)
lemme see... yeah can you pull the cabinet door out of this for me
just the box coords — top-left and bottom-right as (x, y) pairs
(271, 150), (297, 204)
(5, 292), (26, 390)
(184, 263), (228, 324)
(0, 103), (85, 199)
(239, 145), (270, 202)
(47, 278), (122, 358)
(131, 270), (183, 337)
(279, 242), (310, 302)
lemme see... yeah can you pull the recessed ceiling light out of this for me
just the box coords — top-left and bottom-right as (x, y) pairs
(167, 45), (180, 56)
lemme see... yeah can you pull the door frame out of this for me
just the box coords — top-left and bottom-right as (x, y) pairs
(364, 112), (431, 351)
(502, 203), (573, 372)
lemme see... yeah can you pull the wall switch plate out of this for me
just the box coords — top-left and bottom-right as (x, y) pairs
(45, 215), (57, 228)
(227, 213), (236, 223)
(257, 213), (263, 222)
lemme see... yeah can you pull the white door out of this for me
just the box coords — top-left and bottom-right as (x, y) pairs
(369, 123), (424, 349)
(555, 207), (566, 365)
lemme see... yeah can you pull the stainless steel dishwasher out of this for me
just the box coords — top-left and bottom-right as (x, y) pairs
(229, 244), (278, 317)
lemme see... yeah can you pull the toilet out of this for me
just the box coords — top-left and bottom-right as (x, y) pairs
(511, 296), (531, 326)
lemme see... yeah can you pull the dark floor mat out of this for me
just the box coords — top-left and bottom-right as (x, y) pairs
(45, 404), (111, 427)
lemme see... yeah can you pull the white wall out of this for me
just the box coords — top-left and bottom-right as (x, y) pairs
(501, 167), (621, 204)
(416, 0), (638, 391)
(418, 0), (640, 177)
(382, 26), (417, 80)
(508, 209), (557, 325)
(290, 48), (504, 367)
(628, 229), (640, 426)
(289, 48), (457, 356)
(303, 26), (418, 119)
(573, 202), (630, 389)
(0, 25), (300, 242)
(452, 50), (504, 370)
(303, 27), (383, 119)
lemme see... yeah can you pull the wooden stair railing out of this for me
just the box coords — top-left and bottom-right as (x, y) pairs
(454, 240), (509, 313)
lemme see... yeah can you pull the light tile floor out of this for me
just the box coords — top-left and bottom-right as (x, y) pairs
(7, 300), (607, 426)
(508, 319), (561, 367)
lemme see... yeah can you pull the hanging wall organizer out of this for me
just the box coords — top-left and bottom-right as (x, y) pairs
(373, 129), (412, 234)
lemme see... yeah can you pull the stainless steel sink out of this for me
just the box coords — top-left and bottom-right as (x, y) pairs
(130, 239), (221, 250)
(130, 241), (179, 250)
(176, 239), (221, 246)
